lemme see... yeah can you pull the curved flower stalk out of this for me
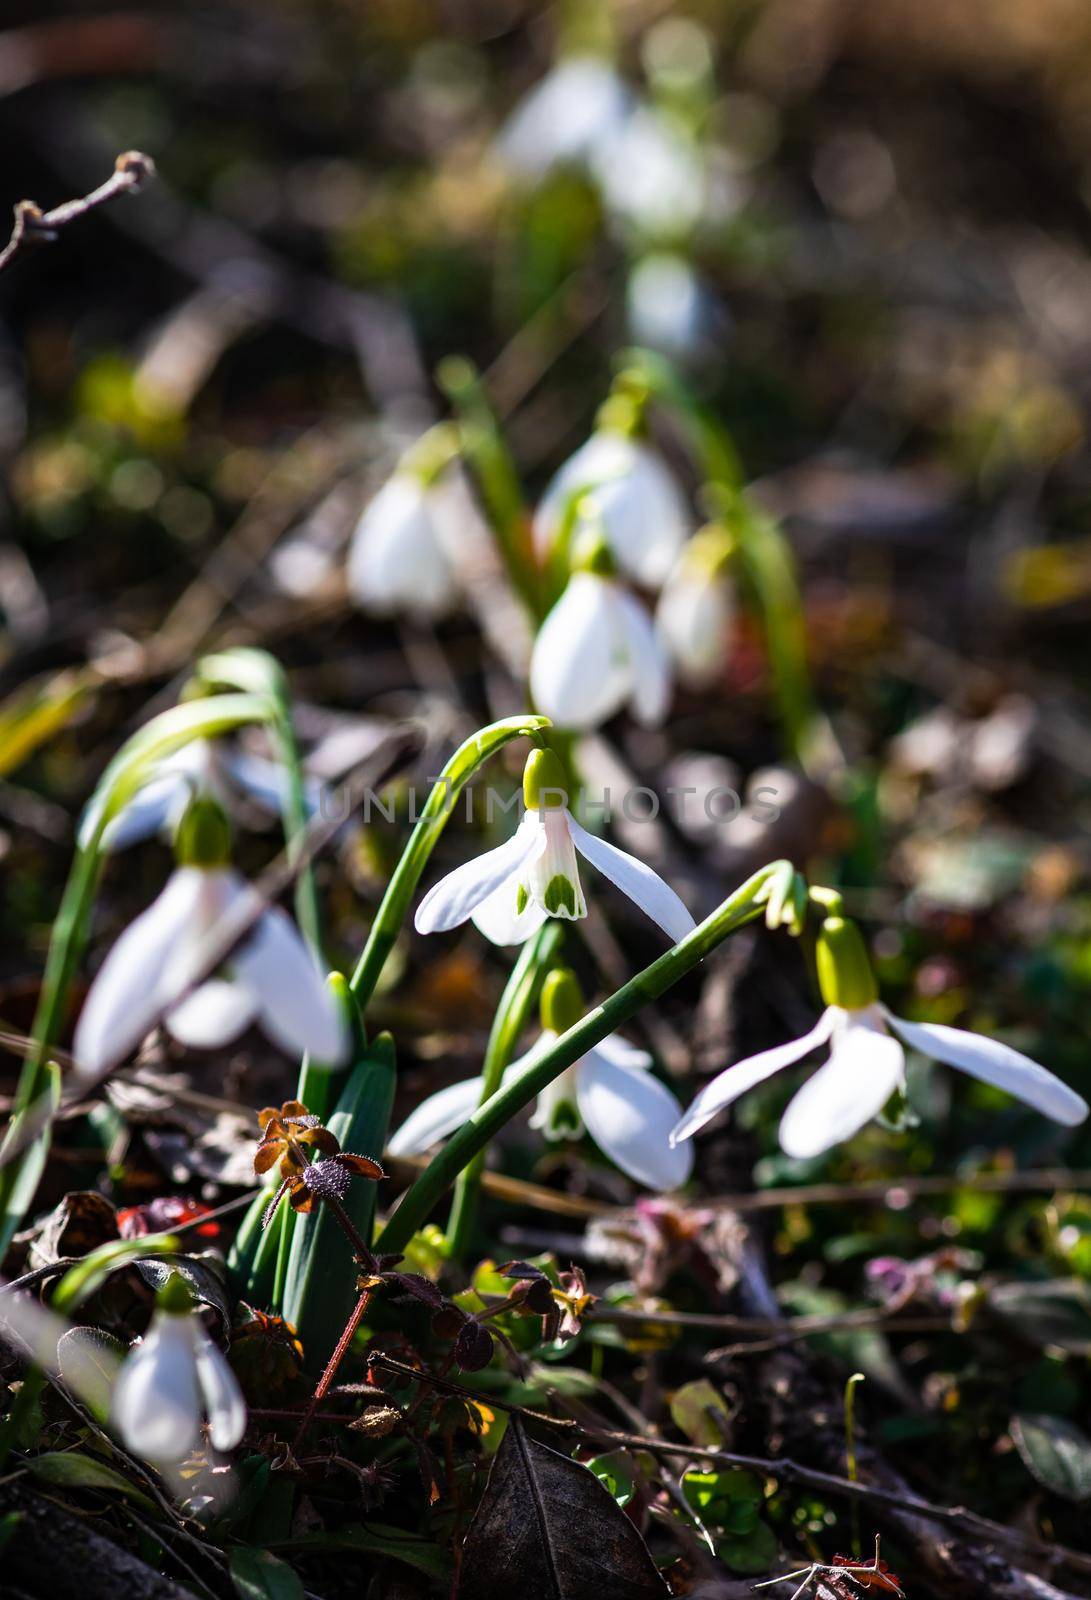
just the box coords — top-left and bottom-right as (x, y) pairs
(348, 446), (485, 619)
(656, 525), (736, 688)
(391, 968), (692, 1192)
(530, 528), (671, 729)
(671, 912), (1089, 1160)
(534, 429), (691, 587)
(74, 796), (347, 1077)
(113, 1273), (245, 1467)
(414, 746), (694, 946)
(495, 56), (632, 180)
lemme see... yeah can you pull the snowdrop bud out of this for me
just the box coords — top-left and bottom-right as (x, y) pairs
(523, 747), (571, 812)
(540, 967), (585, 1034)
(174, 794), (232, 869)
(816, 916), (877, 1011)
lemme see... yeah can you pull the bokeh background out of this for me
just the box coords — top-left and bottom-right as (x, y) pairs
(6, 0), (1091, 1573)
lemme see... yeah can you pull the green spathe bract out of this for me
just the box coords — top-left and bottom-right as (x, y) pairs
(815, 915), (878, 1011)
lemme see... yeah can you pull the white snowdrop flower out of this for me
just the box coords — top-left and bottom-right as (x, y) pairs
(534, 430), (691, 587)
(671, 914), (1088, 1160)
(495, 57), (633, 180)
(80, 737), (326, 854)
(656, 526), (736, 688)
(390, 969), (692, 1191)
(112, 1274), (245, 1466)
(530, 532), (671, 730)
(74, 797), (348, 1077)
(627, 252), (708, 359)
(592, 107), (705, 237)
(348, 463), (482, 619)
(414, 747), (694, 947)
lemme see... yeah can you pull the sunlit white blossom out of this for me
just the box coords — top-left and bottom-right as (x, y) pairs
(531, 569), (671, 729)
(414, 748), (694, 947)
(495, 57), (633, 180)
(113, 1301), (245, 1466)
(656, 529), (736, 688)
(74, 865), (347, 1076)
(348, 468), (483, 618)
(671, 1002), (1088, 1160)
(534, 432), (691, 586)
(79, 737), (325, 854)
(592, 107), (705, 237)
(390, 968), (692, 1191)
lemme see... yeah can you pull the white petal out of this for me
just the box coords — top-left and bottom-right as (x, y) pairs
(470, 880), (550, 946)
(112, 1317), (202, 1465)
(347, 475), (457, 617)
(778, 1013), (905, 1160)
(591, 1031), (653, 1072)
(657, 571), (733, 687)
(387, 1076), (487, 1156)
(496, 58), (632, 178)
(588, 448), (690, 585)
(193, 1328), (246, 1451)
(882, 1008), (1088, 1126)
(222, 750), (324, 820)
(613, 587), (671, 725)
(576, 1049), (693, 1190)
(529, 574), (631, 730)
(89, 771), (188, 852)
(165, 979), (259, 1050)
(671, 1009), (838, 1143)
(233, 907), (348, 1064)
(414, 813), (544, 934)
(567, 813), (695, 943)
(74, 868), (214, 1076)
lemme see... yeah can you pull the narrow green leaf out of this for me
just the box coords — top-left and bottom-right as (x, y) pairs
(27, 1451), (158, 1513)
(229, 1546), (304, 1600)
(282, 1033), (396, 1369)
(1011, 1413), (1091, 1502)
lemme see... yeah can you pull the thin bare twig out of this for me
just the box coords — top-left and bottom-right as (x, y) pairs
(0, 151), (155, 276)
(369, 1353), (1091, 1580)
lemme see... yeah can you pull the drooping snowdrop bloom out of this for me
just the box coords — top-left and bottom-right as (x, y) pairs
(112, 1273), (246, 1466)
(79, 736), (325, 854)
(390, 968), (692, 1191)
(530, 530), (671, 729)
(348, 459), (483, 619)
(495, 56), (633, 181)
(656, 525), (736, 688)
(591, 106), (706, 238)
(671, 913), (1088, 1160)
(74, 796), (348, 1076)
(534, 430), (691, 586)
(414, 746), (694, 947)
(627, 252), (710, 361)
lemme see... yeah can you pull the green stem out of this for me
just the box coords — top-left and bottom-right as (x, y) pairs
(436, 356), (543, 621)
(445, 921), (564, 1258)
(376, 861), (788, 1255)
(348, 715), (551, 1015)
(844, 1371), (865, 1556)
